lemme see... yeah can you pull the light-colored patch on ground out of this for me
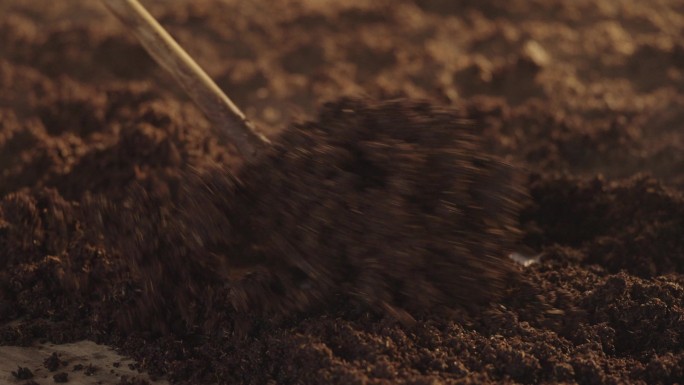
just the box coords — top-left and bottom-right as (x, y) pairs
(0, 341), (168, 385)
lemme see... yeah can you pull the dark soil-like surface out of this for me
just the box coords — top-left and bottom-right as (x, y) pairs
(1, 0), (684, 384)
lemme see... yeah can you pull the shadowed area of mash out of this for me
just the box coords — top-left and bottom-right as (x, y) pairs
(92, 99), (525, 332)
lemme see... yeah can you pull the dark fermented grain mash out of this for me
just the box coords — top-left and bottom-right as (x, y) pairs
(1, 1), (683, 384)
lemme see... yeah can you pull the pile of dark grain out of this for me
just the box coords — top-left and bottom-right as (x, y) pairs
(93, 99), (525, 332)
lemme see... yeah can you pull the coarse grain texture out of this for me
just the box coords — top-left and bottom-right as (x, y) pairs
(1, 0), (684, 384)
(95, 98), (524, 333)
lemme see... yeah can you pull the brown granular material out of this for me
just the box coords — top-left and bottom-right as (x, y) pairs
(223, 99), (525, 316)
(1, 0), (684, 384)
(92, 99), (524, 332)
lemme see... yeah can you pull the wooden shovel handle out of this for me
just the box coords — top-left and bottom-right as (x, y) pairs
(101, 0), (270, 160)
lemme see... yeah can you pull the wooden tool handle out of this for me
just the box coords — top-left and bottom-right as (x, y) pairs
(101, 0), (270, 160)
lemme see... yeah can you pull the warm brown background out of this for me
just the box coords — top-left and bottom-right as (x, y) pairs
(1, 1), (683, 384)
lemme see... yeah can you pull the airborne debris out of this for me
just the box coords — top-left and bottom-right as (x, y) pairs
(95, 0), (527, 329)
